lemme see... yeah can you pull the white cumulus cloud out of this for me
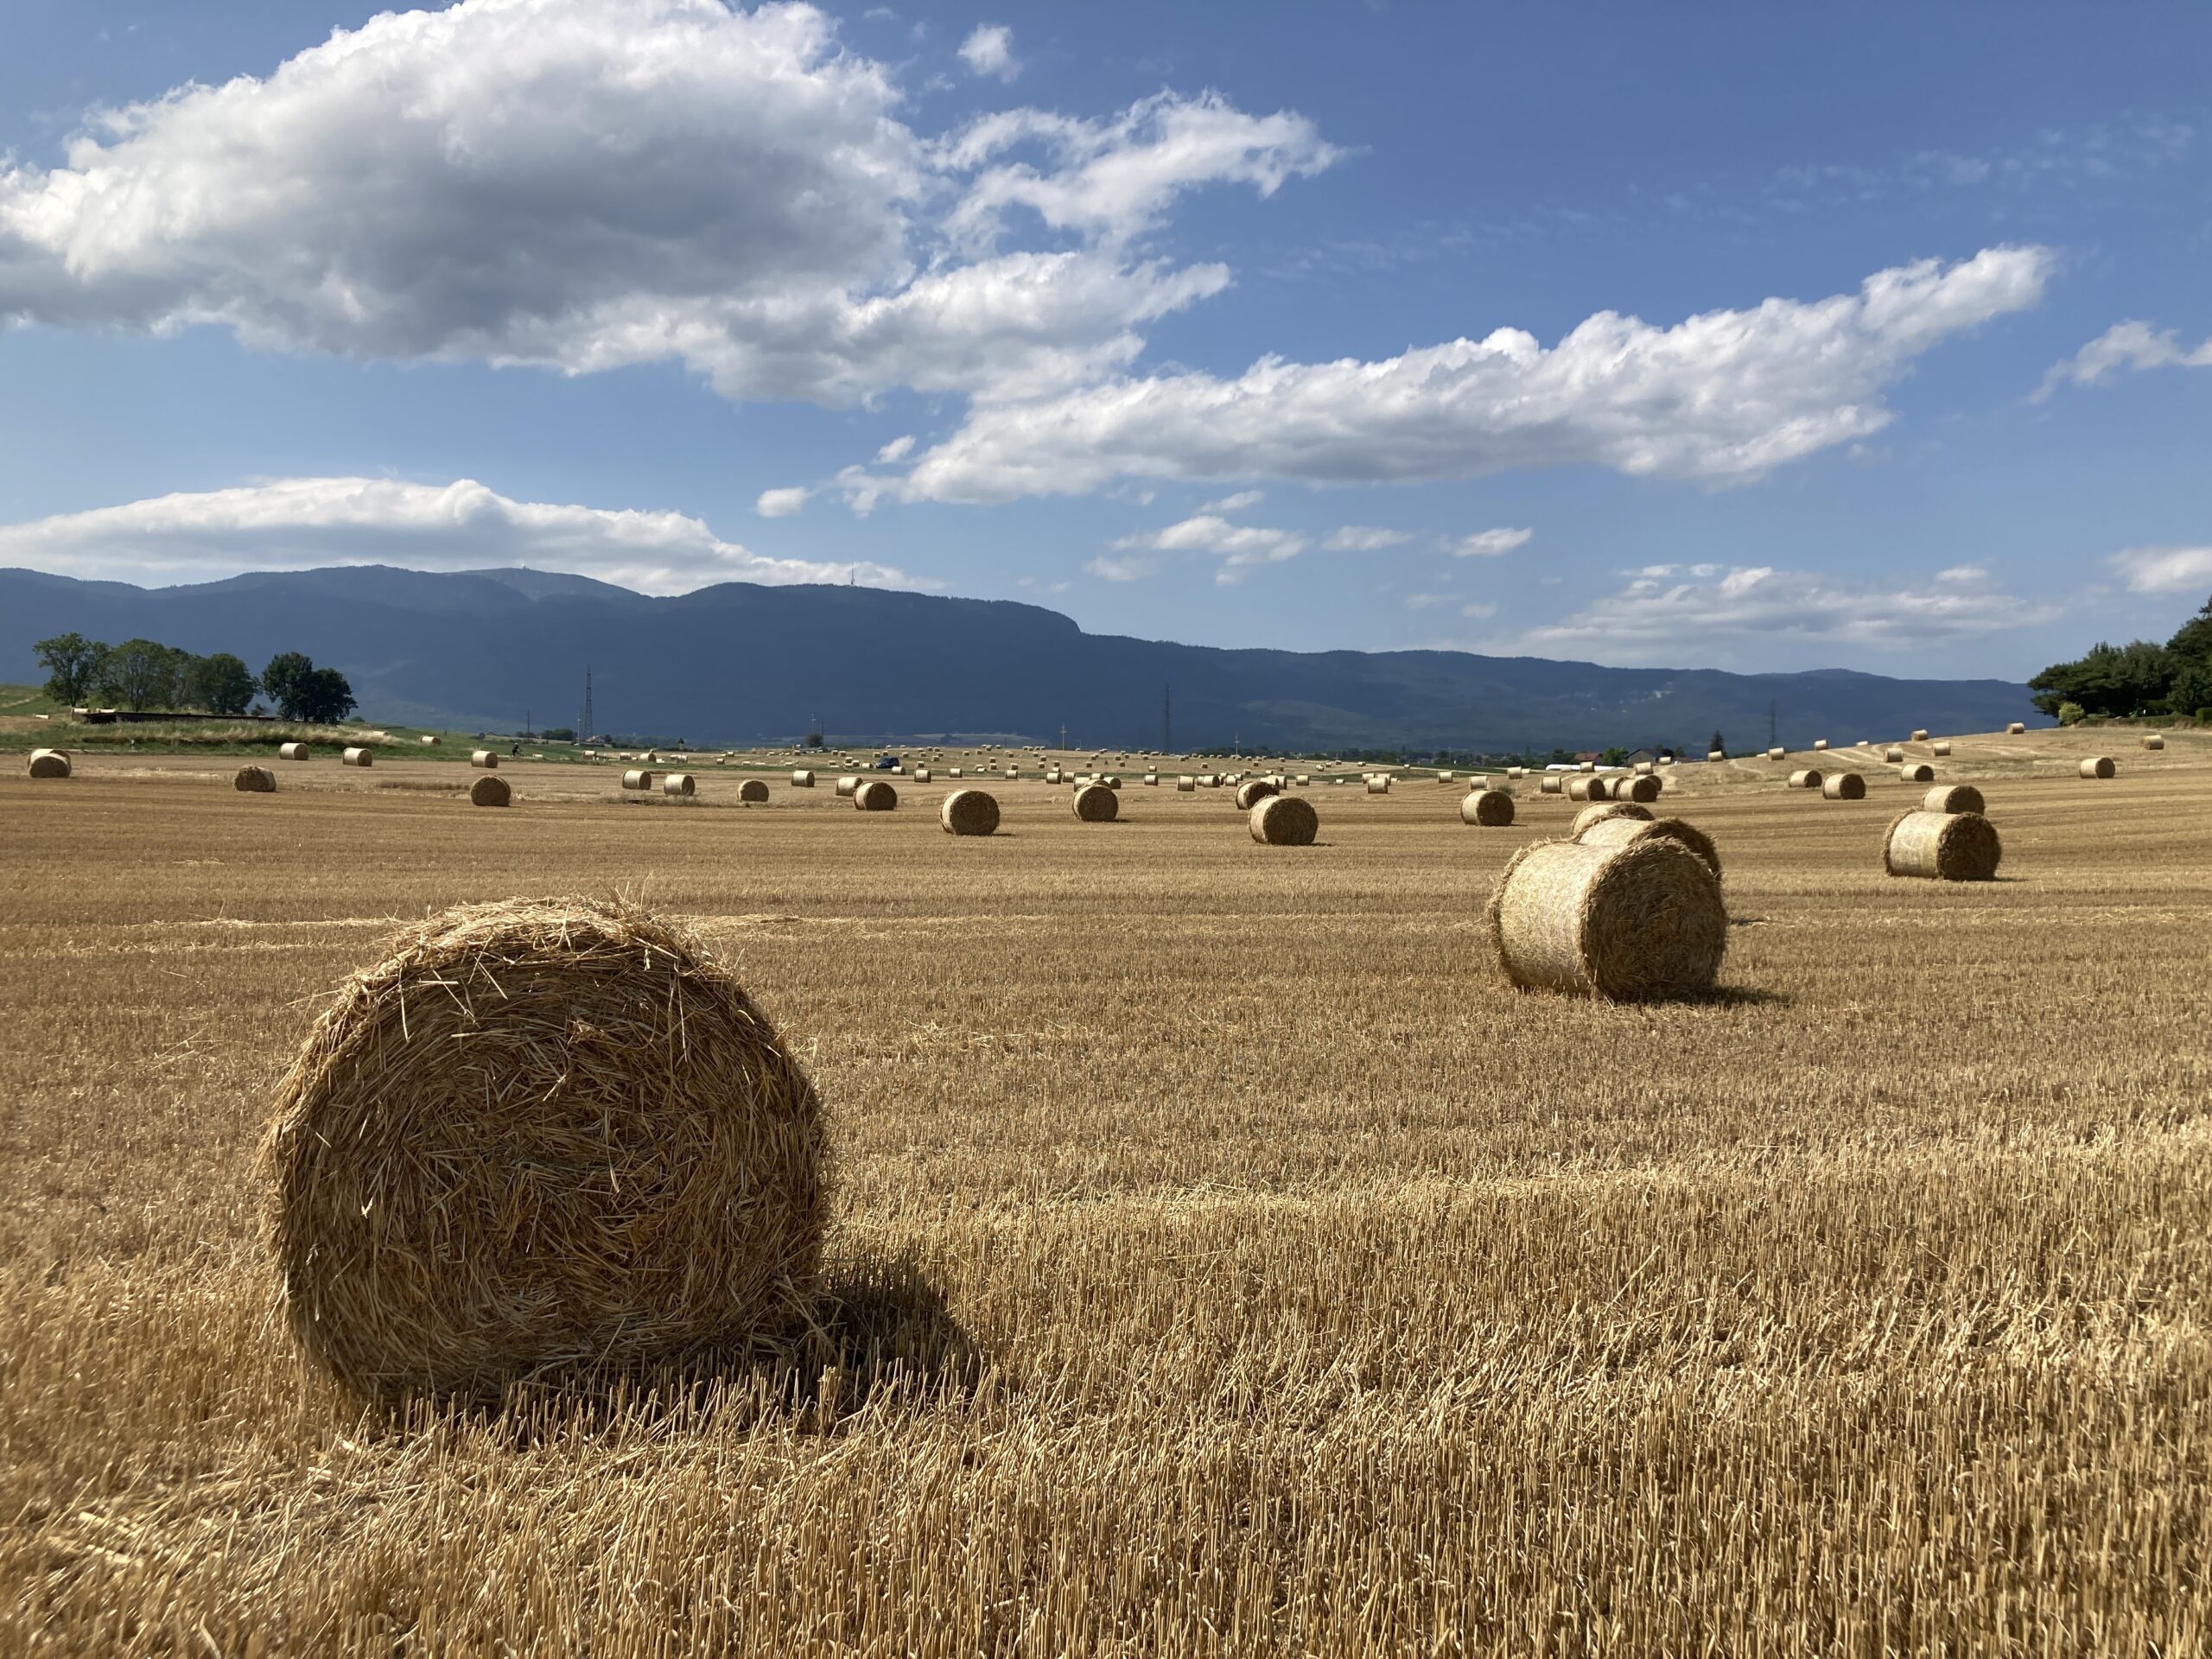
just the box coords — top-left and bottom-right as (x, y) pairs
(957, 23), (1019, 80)
(754, 486), (810, 518)
(1109, 511), (1307, 584)
(1324, 525), (1412, 551)
(889, 246), (2052, 502)
(1446, 527), (1533, 557)
(1197, 489), (1265, 514)
(2108, 545), (2212, 594)
(2037, 320), (2212, 399)
(0, 478), (927, 594)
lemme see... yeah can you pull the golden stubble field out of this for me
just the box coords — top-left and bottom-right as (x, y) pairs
(2, 734), (2207, 1656)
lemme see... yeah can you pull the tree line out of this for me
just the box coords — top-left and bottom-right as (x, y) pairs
(2028, 594), (2212, 722)
(34, 633), (357, 724)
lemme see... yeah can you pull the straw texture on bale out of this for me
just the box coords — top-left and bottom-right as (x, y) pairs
(835, 776), (860, 797)
(662, 773), (696, 798)
(621, 769), (653, 791)
(1235, 779), (1279, 810)
(469, 775), (512, 808)
(791, 770), (815, 787)
(912, 767), (931, 783)
(939, 789), (1001, 836)
(1540, 774), (1565, 794)
(2080, 756), (2116, 779)
(1461, 789), (1516, 827)
(2144, 734), (2165, 751)
(471, 750), (499, 769)
(1884, 747), (1905, 764)
(342, 747), (373, 768)
(1572, 801), (1653, 836)
(739, 779), (769, 804)
(1177, 777), (1196, 791)
(1486, 837), (1726, 1001)
(1567, 776), (1606, 802)
(1883, 810), (2002, 881)
(1932, 741), (1953, 757)
(1923, 784), (1985, 815)
(1618, 773), (1662, 804)
(1249, 794), (1319, 846)
(1574, 814), (1724, 880)
(1899, 763), (1936, 784)
(258, 897), (821, 1402)
(279, 742), (310, 761)
(2007, 722), (2026, 734)
(1821, 772), (1867, 800)
(1789, 769), (1822, 789)
(854, 779), (897, 811)
(1366, 777), (1390, 794)
(1072, 783), (1119, 823)
(28, 751), (71, 778)
(234, 766), (277, 793)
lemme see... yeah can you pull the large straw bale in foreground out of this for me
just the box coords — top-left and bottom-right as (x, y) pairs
(1487, 838), (1726, 1001)
(1821, 772), (1866, 800)
(1923, 784), (1985, 815)
(739, 779), (769, 804)
(2079, 756), (2116, 779)
(470, 775), (512, 808)
(28, 750), (72, 778)
(1573, 814), (1723, 880)
(1249, 794), (1319, 845)
(1461, 789), (1515, 826)
(1883, 810), (2001, 881)
(258, 897), (822, 1402)
(1235, 779), (1278, 810)
(235, 766), (277, 793)
(940, 790), (1001, 836)
(1573, 801), (1652, 836)
(854, 779), (897, 811)
(1072, 783), (1119, 822)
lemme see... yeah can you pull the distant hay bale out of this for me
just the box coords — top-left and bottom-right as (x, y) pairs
(1072, 783), (1119, 822)
(1899, 763), (1935, 784)
(1789, 769), (1823, 789)
(420, 734), (440, 746)
(2079, 756), (2116, 779)
(1707, 750), (1726, 762)
(342, 747), (374, 768)
(234, 766), (277, 793)
(1487, 836), (1726, 1001)
(1573, 814), (1723, 881)
(1249, 794), (1319, 845)
(469, 775), (511, 808)
(739, 779), (769, 803)
(1813, 739), (1828, 751)
(662, 773), (696, 798)
(1579, 761), (1595, 773)
(1365, 776), (1390, 794)
(1923, 784), (1984, 814)
(1002, 767), (1018, 780)
(854, 779), (898, 811)
(1462, 788), (1516, 826)
(1539, 774), (1565, 794)
(1618, 773), (1661, 803)
(1235, 779), (1280, 810)
(257, 896), (821, 1402)
(620, 769), (653, 791)
(279, 742), (310, 761)
(1573, 800), (1652, 836)
(2144, 734), (2166, 751)
(1143, 772), (1159, 785)
(939, 789), (1001, 836)
(28, 750), (71, 779)
(1766, 747), (1785, 760)
(791, 770), (816, 787)
(1883, 810), (2001, 881)
(1634, 761), (1654, 775)
(1294, 775), (1310, 785)
(471, 749), (499, 769)
(1821, 772), (1866, 800)
(2006, 721), (2025, 735)
(1910, 729), (1929, 742)
(1046, 769), (1063, 784)
(1567, 776), (1606, 802)
(1508, 766), (1527, 779)
(1932, 741), (1953, 757)
(1177, 777), (1197, 791)
(1884, 747), (1905, 763)
(912, 766), (932, 783)
(835, 775), (860, 797)
(947, 767), (963, 779)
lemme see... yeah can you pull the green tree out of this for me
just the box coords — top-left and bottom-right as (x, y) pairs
(1709, 730), (1726, 756)
(181, 652), (258, 715)
(261, 652), (315, 720)
(102, 639), (184, 711)
(33, 632), (108, 707)
(293, 666), (356, 725)
(1599, 745), (1628, 766)
(2056, 702), (2087, 727)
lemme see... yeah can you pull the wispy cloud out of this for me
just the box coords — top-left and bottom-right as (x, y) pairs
(957, 23), (1019, 80)
(1109, 512), (1307, 583)
(1325, 525), (1414, 551)
(754, 486), (810, 518)
(2036, 321), (2212, 400)
(2109, 545), (2212, 594)
(1446, 527), (1533, 557)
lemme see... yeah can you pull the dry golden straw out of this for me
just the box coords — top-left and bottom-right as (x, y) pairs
(1899, 763), (1936, 784)
(1567, 776), (1606, 802)
(621, 769), (654, 791)
(234, 766), (277, 793)
(2143, 734), (2165, 751)
(2008, 721), (2026, 734)
(1573, 801), (1653, 836)
(1883, 810), (2002, 881)
(469, 775), (511, 808)
(835, 775), (860, 798)
(2080, 756), (2116, 779)
(1923, 784), (1985, 815)
(1073, 783), (1119, 823)
(279, 742), (309, 761)
(1574, 813), (1723, 880)
(28, 751), (71, 779)
(662, 773), (696, 798)
(1821, 772), (1867, 800)
(342, 747), (373, 768)
(739, 779), (769, 804)
(791, 770), (815, 787)
(257, 896), (822, 1402)
(1539, 774), (1565, 795)
(1462, 789), (1516, 827)
(1618, 773), (1662, 803)
(1789, 769), (1823, 790)
(1249, 794), (1319, 845)
(854, 779), (897, 812)
(471, 750), (499, 769)
(1884, 747), (1905, 764)
(1235, 779), (1279, 810)
(940, 789), (1001, 836)
(1932, 741), (1953, 757)
(1911, 729), (1930, 742)
(1486, 836), (1726, 1001)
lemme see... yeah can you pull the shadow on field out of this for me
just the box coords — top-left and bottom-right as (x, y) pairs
(1681, 983), (1792, 1009)
(805, 1253), (985, 1414)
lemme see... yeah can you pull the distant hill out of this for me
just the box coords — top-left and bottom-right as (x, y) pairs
(0, 565), (2039, 751)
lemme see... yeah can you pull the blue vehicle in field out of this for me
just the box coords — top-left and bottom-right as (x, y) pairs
(874, 753), (900, 770)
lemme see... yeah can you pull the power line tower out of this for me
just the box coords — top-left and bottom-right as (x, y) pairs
(1163, 683), (1172, 753)
(1768, 698), (1778, 750)
(579, 667), (594, 743)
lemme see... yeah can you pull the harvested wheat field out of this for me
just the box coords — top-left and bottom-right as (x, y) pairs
(2, 739), (2209, 1656)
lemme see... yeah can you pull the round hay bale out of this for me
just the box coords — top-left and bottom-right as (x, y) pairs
(739, 779), (769, 804)
(912, 766), (932, 783)
(1899, 763), (1936, 784)
(1883, 810), (2001, 881)
(1923, 784), (1984, 815)
(420, 734), (441, 747)
(1176, 777), (1196, 792)
(835, 775), (860, 797)
(662, 773), (696, 798)
(1072, 783), (1119, 822)
(1910, 729), (1929, 742)
(620, 769), (653, 791)
(1813, 739), (1828, 752)
(1365, 776), (1390, 794)
(1002, 767), (1018, 780)
(2006, 721), (2026, 735)
(342, 747), (374, 768)
(1539, 774), (1565, 794)
(1508, 766), (1527, 779)
(1143, 772), (1159, 785)
(1486, 837), (1726, 1001)
(1573, 801), (1653, 836)
(1046, 769), (1063, 784)
(1249, 794), (1319, 845)
(1931, 741), (1953, 758)
(28, 751), (71, 779)
(1821, 772), (1866, 800)
(471, 749), (499, 769)
(469, 774), (511, 808)
(947, 767), (963, 779)
(234, 766), (277, 793)
(1883, 747), (1905, 764)
(1789, 769), (1823, 790)
(258, 897), (820, 1401)
(1235, 779), (1279, 810)
(1461, 788), (1516, 827)
(2079, 756), (2116, 779)
(1567, 776), (1606, 802)
(279, 742), (310, 761)
(940, 789), (1001, 836)
(1766, 747), (1785, 760)
(1618, 773), (1661, 804)
(854, 779), (897, 811)
(1707, 750), (1726, 762)
(1573, 814), (1724, 880)
(2143, 734), (2165, 751)
(791, 770), (816, 787)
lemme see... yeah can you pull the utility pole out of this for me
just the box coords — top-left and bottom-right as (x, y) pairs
(580, 667), (594, 744)
(1769, 698), (1778, 750)
(1059, 721), (1067, 753)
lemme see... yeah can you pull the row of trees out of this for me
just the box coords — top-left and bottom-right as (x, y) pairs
(34, 633), (356, 724)
(2030, 594), (2212, 721)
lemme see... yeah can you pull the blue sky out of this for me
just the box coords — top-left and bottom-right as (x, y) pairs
(1, 0), (2208, 677)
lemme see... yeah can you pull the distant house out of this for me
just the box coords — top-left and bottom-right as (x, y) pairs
(1572, 751), (1602, 765)
(1624, 747), (1668, 766)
